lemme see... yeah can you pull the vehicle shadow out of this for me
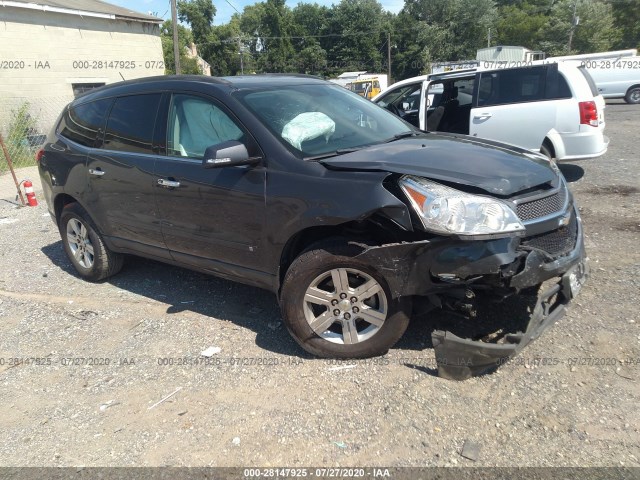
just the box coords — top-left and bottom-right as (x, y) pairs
(559, 163), (585, 183)
(41, 240), (312, 358)
(41, 240), (536, 364)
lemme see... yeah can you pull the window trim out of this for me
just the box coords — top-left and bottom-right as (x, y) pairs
(57, 97), (114, 149)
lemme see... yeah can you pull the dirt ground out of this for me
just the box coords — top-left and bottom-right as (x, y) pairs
(0, 101), (638, 468)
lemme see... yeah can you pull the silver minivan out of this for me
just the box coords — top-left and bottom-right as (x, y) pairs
(373, 62), (609, 162)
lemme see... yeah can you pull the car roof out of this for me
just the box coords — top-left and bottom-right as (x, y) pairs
(72, 74), (328, 104)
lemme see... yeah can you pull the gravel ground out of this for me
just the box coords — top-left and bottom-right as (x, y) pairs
(0, 101), (638, 468)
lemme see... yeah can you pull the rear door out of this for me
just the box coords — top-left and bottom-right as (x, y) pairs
(153, 92), (266, 274)
(470, 65), (556, 151)
(85, 93), (169, 259)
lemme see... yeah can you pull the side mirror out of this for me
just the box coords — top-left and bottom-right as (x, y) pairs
(202, 141), (259, 169)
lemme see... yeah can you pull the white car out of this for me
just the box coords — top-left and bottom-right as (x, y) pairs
(373, 62), (609, 162)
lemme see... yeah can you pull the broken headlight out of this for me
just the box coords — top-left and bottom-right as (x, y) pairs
(399, 175), (525, 237)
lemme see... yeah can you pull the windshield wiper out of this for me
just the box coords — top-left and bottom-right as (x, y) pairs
(384, 131), (421, 143)
(304, 147), (365, 161)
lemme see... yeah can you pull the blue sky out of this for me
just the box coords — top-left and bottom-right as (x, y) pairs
(109, 0), (404, 25)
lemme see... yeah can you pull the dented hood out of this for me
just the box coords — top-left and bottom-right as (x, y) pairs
(320, 133), (558, 196)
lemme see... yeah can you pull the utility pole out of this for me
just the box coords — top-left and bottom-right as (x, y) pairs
(238, 37), (244, 75)
(568, 1), (579, 52)
(387, 32), (392, 85)
(487, 28), (491, 48)
(171, 0), (181, 74)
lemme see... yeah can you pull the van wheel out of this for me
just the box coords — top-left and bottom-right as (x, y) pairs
(280, 243), (411, 358)
(625, 86), (640, 104)
(540, 143), (554, 162)
(59, 203), (124, 281)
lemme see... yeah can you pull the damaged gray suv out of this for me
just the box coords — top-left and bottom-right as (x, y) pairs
(38, 75), (588, 380)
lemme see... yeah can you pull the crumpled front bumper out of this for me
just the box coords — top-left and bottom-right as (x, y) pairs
(355, 206), (588, 380)
(432, 256), (588, 380)
(431, 214), (588, 380)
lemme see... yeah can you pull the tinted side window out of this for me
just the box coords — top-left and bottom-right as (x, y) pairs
(550, 73), (572, 100)
(376, 83), (422, 111)
(167, 94), (245, 159)
(477, 66), (547, 107)
(103, 94), (161, 154)
(58, 99), (112, 147)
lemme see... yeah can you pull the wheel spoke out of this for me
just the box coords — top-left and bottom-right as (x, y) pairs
(67, 233), (78, 247)
(70, 220), (81, 237)
(304, 287), (334, 307)
(353, 279), (381, 300)
(358, 307), (386, 327)
(331, 268), (350, 292)
(73, 247), (83, 261)
(341, 319), (359, 344)
(85, 243), (94, 256)
(80, 224), (88, 240)
(308, 310), (336, 334)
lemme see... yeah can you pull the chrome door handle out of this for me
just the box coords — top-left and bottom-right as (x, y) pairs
(473, 113), (492, 119)
(89, 168), (105, 176)
(157, 178), (180, 188)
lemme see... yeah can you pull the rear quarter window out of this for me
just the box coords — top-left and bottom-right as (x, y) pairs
(578, 66), (600, 97)
(58, 98), (113, 147)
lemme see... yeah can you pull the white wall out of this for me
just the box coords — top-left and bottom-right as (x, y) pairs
(0, 7), (164, 135)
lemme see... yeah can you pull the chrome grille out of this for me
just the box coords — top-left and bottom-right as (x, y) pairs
(516, 183), (567, 222)
(521, 210), (578, 259)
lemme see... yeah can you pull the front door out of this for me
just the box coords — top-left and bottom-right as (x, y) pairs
(153, 93), (266, 274)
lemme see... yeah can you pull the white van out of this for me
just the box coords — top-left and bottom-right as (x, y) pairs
(373, 62), (609, 162)
(582, 58), (640, 104)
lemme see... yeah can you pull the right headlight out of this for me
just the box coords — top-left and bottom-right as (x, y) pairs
(399, 175), (525, 237)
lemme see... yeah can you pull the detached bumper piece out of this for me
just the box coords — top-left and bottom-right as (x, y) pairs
(432, 259), (588, 381)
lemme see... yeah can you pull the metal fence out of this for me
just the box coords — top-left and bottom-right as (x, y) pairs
(0, 96), (69, 202)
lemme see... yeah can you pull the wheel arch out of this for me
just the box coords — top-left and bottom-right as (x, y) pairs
(54, 193), (80, 224)
(277, 215), (411, 296)
(625, 84), (640, 103)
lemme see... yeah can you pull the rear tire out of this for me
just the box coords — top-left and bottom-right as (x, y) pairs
(59, 203), (124, 281)
(280, 242), (411, 358)
(540, 143), (554, 162)
(624, 86), (640, 104)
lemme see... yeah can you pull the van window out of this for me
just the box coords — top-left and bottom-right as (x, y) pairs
(167, 94), (244, 159)
(58, 98), (113, 147)
(552, 73), (572, 99)
(578, 66), (599, 97)
(477, 66), (547, 107)
(103, 94), (162, 154)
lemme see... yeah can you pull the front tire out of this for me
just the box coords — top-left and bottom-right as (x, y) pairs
(625, 86), (640, 104)
(59, 203), (124, 281)
(280, 243), (411, 358)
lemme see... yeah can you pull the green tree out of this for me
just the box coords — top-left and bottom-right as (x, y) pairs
(160, 20), (202, 74)
(327, 0), (389, 75)
(607, 0), (640, 49)
(401, 0), (498, 62)
(177, 0), (216, 43)
(539, 0), (618, 55)
(261, 0), (296, 72)
(496, 3), (547, 48)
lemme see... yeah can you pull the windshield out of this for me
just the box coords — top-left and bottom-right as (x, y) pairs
(235, 83), (415, 157)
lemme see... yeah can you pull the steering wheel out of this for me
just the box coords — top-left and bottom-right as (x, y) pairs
(386, 103), (402, 117)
